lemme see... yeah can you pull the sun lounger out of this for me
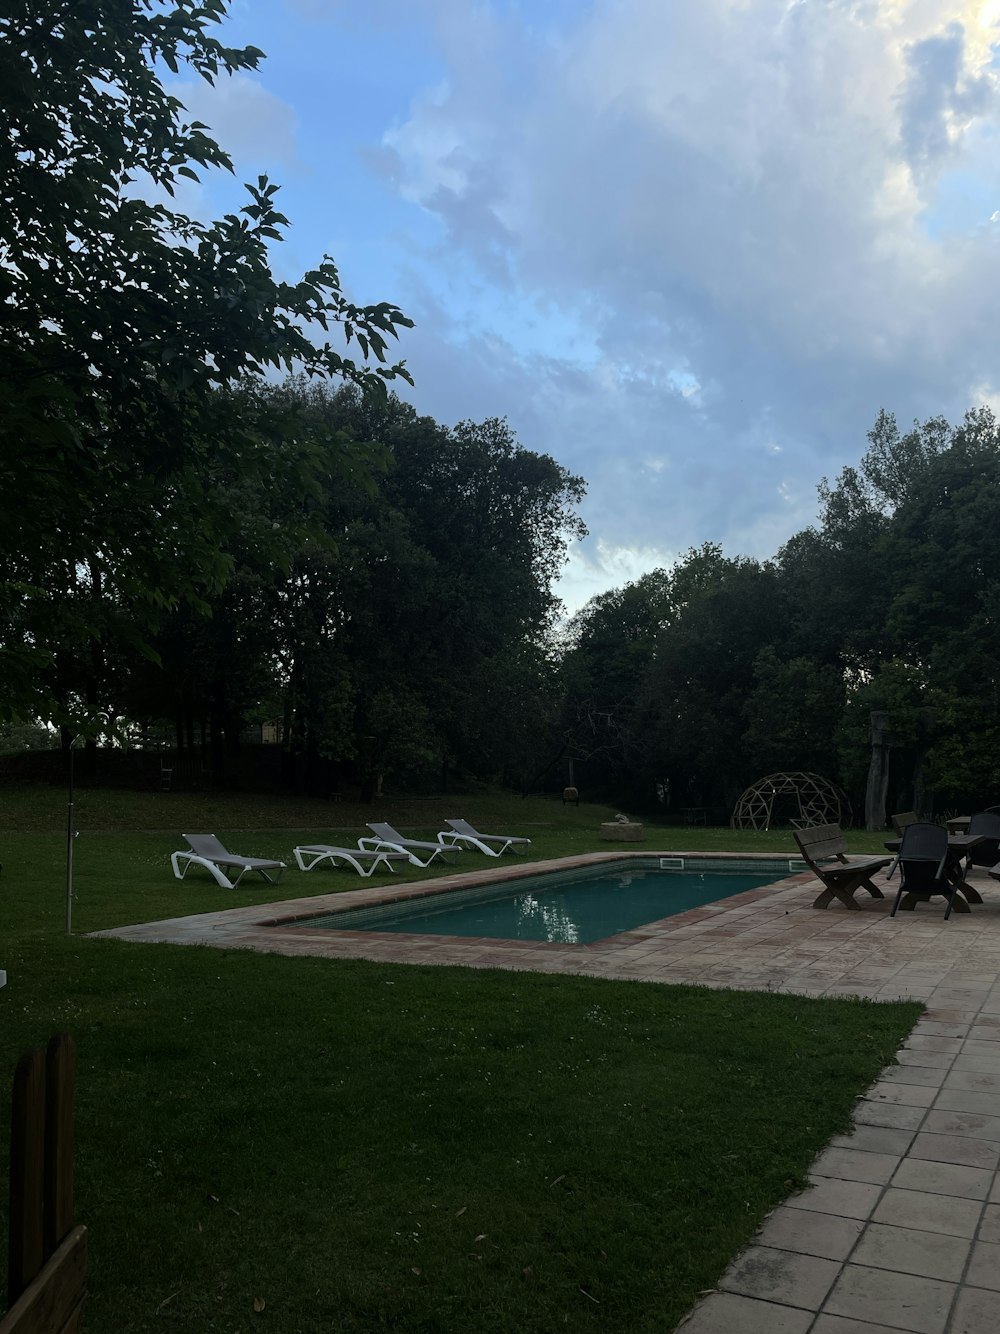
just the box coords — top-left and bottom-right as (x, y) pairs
(438, 818), (531, 857)
(358, 822), (461, 868)
(170, 833), (286, 891)
(292, 844), (409, 876)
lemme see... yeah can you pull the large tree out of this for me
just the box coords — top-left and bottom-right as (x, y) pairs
(0, 0), (412, 724)
(113, 384), (587, 795)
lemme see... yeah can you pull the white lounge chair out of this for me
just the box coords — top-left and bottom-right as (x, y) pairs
(292, 844), (409, 876)
(170, 834), (286, 890)
(438, 818), (531, 857)
(358, 822), (462, 868)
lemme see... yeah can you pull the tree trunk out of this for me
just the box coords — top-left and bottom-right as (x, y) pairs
(912, 753), (928, 818)
(865, 711), (891, 831)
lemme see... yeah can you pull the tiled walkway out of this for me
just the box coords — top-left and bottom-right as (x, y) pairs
(680, 997), (1000, 1334)
(96, 852), (1000, 1333)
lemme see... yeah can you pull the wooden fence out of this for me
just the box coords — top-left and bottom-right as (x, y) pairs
(2, 1033), (86, 1334)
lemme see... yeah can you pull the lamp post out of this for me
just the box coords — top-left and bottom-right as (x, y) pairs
(66, 732), (80, 935)
(66, 714), (108, 934)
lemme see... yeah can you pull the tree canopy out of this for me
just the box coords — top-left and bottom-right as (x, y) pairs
(561, 408), (1000, 816)
(0, 0), (412, 722)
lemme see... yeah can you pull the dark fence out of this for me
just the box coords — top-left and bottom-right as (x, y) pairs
(2, 1033), (87, 1333)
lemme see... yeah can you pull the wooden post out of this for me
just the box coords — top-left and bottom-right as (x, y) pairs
(865, 711), (891, 832)
(44, 1035), (76, 1256)
(8, 1050), (45, 1307)
(6, 1035), (81, 1313)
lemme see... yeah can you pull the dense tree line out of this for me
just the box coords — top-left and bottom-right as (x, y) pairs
(560, 409), (1000, 817)
(101, 382), (585, 794)
(5, 5), (999, 813)
(0, 2), (586, 797)
(1, 2), (411, 727)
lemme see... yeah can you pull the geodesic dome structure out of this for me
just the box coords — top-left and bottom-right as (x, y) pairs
(730, 771), (852, 831)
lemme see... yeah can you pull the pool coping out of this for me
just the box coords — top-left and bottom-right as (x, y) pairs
(270, 852), (800, 949)
(91, 848), (1000, 1008)
(92, 848), (821, 973)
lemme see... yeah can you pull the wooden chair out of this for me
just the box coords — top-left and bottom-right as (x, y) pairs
(965, 812), (1000, 869)
(2, 1034), (86, 1334)
(887, 822), (956, 919)
(890, 810), (919, 836)
(793, 824), (892, 910)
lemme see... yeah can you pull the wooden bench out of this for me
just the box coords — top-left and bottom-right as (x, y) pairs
(793, 824), (892, 910)
(2, 1033), (86, 1334)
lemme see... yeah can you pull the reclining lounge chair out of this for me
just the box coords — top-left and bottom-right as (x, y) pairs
(292, 844), (409, 877)
(358, 822), (461, 868)
(438, 818), (531, 857)
(170, 834), (286, 891)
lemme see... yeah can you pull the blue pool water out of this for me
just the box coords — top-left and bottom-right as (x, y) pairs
(289, 858), (790, 944)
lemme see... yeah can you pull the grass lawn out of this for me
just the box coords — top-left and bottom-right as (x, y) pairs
(0, 785), (920, 1332)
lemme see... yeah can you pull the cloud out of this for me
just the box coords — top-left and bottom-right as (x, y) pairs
(376, 0), (1000, 591)
(898, 22), (995, 175)
(556, 540), (678, 617)
(171, 73), (303, 177)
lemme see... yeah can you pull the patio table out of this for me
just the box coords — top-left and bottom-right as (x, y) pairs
(947, 815), (971, 834)
(884, 833), (986, 911)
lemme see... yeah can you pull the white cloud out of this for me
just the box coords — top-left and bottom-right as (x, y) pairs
(555, 540), (677, 617)
(375, 0), (1000, 606)
(171, 73), (303, 177)
(202, 0), (1000, 609)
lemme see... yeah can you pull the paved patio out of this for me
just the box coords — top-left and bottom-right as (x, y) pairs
(97, 851), (1000, 1333)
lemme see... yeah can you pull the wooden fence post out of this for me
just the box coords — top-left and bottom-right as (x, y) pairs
(43, 1035), (76, 1259)
(8, 1048), (46, 1307)
(3, 1034), (87, 1333)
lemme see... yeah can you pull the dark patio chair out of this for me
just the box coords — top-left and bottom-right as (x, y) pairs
(890, 810), (919, 836)
(966, 811), (1000, 869)
(887, 822), (953, 919)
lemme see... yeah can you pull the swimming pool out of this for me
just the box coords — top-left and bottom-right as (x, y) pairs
(287, 857), (796, 944)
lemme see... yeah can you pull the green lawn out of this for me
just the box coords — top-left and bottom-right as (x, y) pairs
(0, 786), (919, 1333)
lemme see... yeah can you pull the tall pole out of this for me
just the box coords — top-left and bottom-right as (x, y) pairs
(66, 737), (77, 934)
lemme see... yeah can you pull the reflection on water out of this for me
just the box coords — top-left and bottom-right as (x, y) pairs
(516, 869), (647, 941)
(516, 892), (580, 943)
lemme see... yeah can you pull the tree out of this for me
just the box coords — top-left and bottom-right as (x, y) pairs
(639, 547), (789, 809)
(742, 648), (845, 776)
(553, 571), (675, 800)
(274, 396), (587, 795)
(0, 1), (412, 724)
(111, 383), (588, 796)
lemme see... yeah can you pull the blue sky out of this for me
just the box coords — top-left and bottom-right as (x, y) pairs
(172, 0), (1000, 611)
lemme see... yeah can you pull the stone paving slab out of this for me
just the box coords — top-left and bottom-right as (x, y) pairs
(677, 1290), (813, 1332)
(850, 1222), (970, 1282)
(91, 853), (1000, 1333)
(950, 1286), (1000, 1333)
(824, 1264), (955, 1333)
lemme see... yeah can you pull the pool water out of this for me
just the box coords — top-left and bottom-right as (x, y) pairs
(290, 860), (787, 944)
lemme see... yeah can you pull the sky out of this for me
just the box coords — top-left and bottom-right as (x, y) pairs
(169, 0), (1000, 612)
